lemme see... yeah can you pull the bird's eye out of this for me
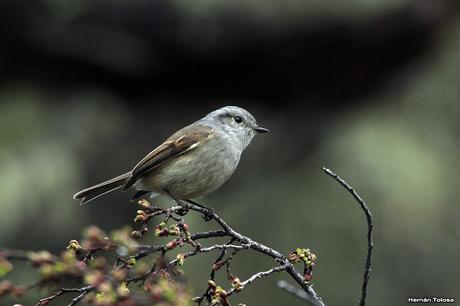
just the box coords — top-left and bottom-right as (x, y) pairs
(233, 116), (243, 123)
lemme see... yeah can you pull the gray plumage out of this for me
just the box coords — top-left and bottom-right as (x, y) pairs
(73, 106), (268, 204)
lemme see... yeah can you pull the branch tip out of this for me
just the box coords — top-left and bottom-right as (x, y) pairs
(322, 166), (374, 306)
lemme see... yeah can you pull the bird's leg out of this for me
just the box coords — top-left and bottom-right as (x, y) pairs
(184, 199), (214, 222)
(164, 189), (189, 216)
(130, 190), (150, 203)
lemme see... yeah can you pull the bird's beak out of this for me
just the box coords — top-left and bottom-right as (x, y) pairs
(254, 126), (270, 133)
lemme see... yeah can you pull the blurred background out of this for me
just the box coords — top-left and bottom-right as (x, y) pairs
(1, 0), (460, 305)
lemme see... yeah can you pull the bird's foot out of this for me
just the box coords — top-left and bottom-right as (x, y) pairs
(175, 202), (189, 216)
(185, 199), (214, 221)
(201, 207), (214, 222)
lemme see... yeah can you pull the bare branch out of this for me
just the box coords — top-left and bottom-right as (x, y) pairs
(199, 244), (249, 252)
(321, 167), (374, 306)
(35, 286), (93, 306)
(68, 287), (93, 306)
(168, 243), (250, 266)
(227, 265), (289, 296)
(133, 229), (227, 260)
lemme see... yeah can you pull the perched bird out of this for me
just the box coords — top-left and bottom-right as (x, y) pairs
(73, 106), (269, 205)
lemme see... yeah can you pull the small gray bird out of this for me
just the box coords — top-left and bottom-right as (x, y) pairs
(73, 106), (269, 205)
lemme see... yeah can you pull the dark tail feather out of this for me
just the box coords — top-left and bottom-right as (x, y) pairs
(73, 172), (131, 205)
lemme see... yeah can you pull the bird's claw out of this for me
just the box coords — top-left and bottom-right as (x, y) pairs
(202, 208), (214, 221)
(176, 205), (189, 216)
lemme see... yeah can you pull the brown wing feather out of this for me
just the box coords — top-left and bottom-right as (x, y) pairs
(122, 124), (213, 190)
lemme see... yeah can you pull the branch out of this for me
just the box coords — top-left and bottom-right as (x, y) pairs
(35, 286), (93, 306)
(167, 244), (250, 267)
(321, 167), (374, 306)
(68, 288), (93, 306)
(172, 202), (326, 306)
(2, 193), (328, 306)
(134, 229), (227, 260)
(227, 264), (289, 296)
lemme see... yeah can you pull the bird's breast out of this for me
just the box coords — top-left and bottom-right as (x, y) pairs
(137, 136), (241, 199)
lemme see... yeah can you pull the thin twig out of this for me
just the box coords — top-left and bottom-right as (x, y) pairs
(168, 243), (250, 266)
(83, 248), (104, 263)
(224, 247), (241, 280)
(212, 238), (236, 282)
(199, 244), (249, 252)
(321, 167), (374, 306)
(68, 287), (93, 306)
(133, 230), (227, 260)
(126, 262), (158, 284)
(227, 264), (289, 296)
(35, 286), (93, 306)
(200, 238), (236, 305)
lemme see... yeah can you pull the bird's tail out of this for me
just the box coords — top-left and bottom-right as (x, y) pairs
(73, 172), (131, 205)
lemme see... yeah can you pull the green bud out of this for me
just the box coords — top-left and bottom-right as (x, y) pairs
(66, 240), (82, 251)
(127, 258), (136, 266)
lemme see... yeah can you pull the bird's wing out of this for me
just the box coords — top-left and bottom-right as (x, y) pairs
(123, 124), (213, 190)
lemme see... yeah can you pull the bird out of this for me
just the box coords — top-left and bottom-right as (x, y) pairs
(73, 106), (269, 206)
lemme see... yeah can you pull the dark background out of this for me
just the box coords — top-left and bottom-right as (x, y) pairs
(1, 0), (459, 305)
